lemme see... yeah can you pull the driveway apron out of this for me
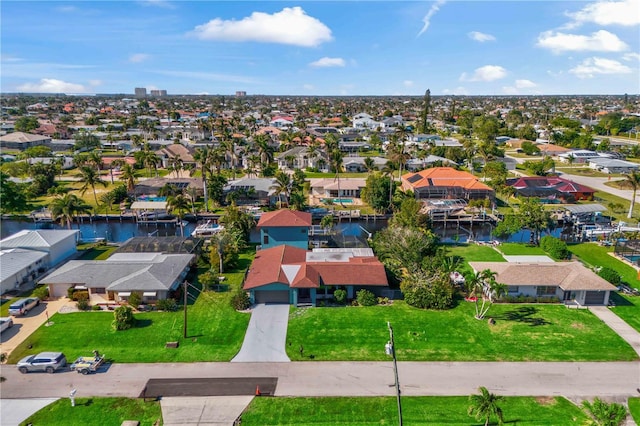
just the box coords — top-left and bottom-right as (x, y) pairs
(231, 304), (290, 362)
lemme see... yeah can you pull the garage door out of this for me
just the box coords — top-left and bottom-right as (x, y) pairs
(255, 290), (289, 304)
(584, 291), (605, 305)
(49, 284), (71, 298)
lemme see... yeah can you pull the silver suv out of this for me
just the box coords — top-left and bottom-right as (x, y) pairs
(17, 352), (67, 374)
(9, 297), (40, 316)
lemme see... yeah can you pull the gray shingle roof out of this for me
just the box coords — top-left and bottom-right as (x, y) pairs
(40, 253), (194, 292)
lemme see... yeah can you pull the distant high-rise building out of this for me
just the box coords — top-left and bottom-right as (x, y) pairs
(134, 87), (147, 98)
(235, 91), (247, 97)
(150, 89), (167, 97)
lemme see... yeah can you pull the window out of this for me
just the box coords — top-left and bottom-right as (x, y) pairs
(263, 235), (269, 245)
(536, 286), (556, 296)
(507, 286), (519, 294)
(93, 287), (106, 294)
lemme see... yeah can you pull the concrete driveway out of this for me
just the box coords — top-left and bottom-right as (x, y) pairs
(231, 304), (290, 363)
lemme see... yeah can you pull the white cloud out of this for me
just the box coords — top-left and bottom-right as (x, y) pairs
(417, 0), (446, 37)
(569, 57), (633, 78)
(536, 30), (628, 53)
(460, 65), (507, 82)
(442, 86), (469, 95)
(565, 0), (640, 27)
(1, 55), (23, 63)
(623, 52), (640, 61)
(17, 78), (87, 93)
(515, 79), (537, 89)
(88, 80), (102, 87)
(56, 5), (78, 13)
(190, 7), (333, 47)
(129, 53), (151, 63)
(403, 80), (414, 87)
(309, 57), (345, 68)
(468, 31), (496, 42)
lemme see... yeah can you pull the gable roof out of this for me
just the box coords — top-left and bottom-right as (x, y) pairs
(1, 230), (78, 249)
(0, 249), (48, 282)
(468, 261), (616, 291)
(244, 245), (388, 290)
(401, 167), (493, 191)
(0, 132), (51, 143)
(257, 209), (312, 228)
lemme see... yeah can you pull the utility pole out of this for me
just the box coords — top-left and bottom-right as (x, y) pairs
(183, 281), (188, 338)
(386, 322), (403, 426)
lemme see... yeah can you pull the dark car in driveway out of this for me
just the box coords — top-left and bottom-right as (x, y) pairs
(17, 352), (67, 374)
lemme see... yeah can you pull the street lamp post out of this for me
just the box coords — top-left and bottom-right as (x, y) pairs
(385, 321), (403, 426)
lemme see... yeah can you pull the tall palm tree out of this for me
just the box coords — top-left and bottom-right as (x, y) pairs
(109, 158), (125, 184)
(468, 386), (505, 426)
(194, 146), (214, 212)
(330, 148), (344, 206)
(254, 134), (274, 174)
(624, 171), (640, 219)
(49, 193), (92, 229)
(120, 163), (137, 192)
(76, 166), (107, 207)
(87, 151), (103, 173)
(270, 171), (291, 208)
(168, 154), (184, 178)
(472, 269), (507, 320)
(167, 194), (190, 237)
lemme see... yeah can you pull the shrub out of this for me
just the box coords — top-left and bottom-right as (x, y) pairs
(356, 289), (377, 306)
(597, 267), (621, 285)
(333, 289), (347, 305)
(112, 305), (135, 331)
(76, 299), (90, 311)
(128, 292), (142, 308)
(156, 298), (178, 312)
(540, 236), (570, 260)
(91, 304), (102, 311)
(73, 290), (89, 302)
(231, 291), (250, 310)
(67, 286), (76, 299)
(33, 285), (49, 301)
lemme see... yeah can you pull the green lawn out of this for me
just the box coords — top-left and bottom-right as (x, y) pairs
(609, 292), (640, 332)
(7, 251), (256, 364)
(285, 301), (637, 361)
(568, 242), (640, 287)
(240, 396), (589, 425)
(498, 243), (547, 256)
(20, 398), (162, 426)
(629, 397), (640, 424)
(77, 245), (119, 260)
(445, 244), (505, 276)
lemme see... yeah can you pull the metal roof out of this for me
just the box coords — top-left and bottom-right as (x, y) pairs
(0, 230), (78, 249)
(563, 204), (607, 213)
(130, 201), (168, 210)
(0, 249), (48, 282)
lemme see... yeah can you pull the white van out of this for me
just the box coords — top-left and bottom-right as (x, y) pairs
(8, 297), (40, 316)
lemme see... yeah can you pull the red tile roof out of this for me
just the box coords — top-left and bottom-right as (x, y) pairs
(244, 245), (388, 290)
(401, 167), (493, 191)
(257, 209), (312, 228)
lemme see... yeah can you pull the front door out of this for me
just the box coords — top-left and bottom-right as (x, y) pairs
(298, 288), (311, 303)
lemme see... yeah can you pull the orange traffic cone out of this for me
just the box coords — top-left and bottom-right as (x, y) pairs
(255, 385), (261, 396)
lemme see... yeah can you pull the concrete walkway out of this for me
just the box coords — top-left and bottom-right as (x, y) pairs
(0, 297), (70, 357)
(0, 398), (59, 426)
(590, 306), (640, 357)
(231, 304), (291, 363)
(161, 396), (254, 426)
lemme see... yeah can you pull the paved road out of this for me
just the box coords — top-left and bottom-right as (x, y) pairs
(559, 171), (640, 205)
(1, 361), (638, 400)
(231, 304), (290, 363)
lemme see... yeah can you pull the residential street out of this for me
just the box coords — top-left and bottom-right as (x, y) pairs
(1, 361), (638, 400)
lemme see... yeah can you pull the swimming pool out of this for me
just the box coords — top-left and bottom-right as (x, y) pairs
(138, 196), (167, 202)
(323, 198), (354, 204)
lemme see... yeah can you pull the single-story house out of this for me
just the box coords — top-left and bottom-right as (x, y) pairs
(132, 177), (204, 197)
(0, 230), (79, 295)
(343, 156), (387, 172)
(506, 176), (595, 202)
(156, 144), (196, 169)
(309, 178), (367, 205)
(469, 261), (617, 306)
(40, 252), (195, 303)
(401, 167), (495, 201)
(588, 157), (639, 174)
(0, 132), (51, 150)
(225, 178), (278, 206)
(243, 245), (388, 305)
(405, 155), (457, 171)
(276, 146), (328, 171)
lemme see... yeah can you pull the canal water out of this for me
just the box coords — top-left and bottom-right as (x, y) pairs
(0, 217), (560, 244)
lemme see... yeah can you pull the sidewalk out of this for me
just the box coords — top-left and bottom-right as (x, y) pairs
(590, 306), (640, 357)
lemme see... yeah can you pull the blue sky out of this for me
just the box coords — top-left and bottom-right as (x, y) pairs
(1, 0), (639, 96)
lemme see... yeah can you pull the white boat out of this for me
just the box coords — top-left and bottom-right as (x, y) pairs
(191, 221), (224, 237)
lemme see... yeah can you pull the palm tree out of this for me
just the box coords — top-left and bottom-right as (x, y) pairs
(87, 151), (103, 173)
(624, 171), (640, 219)
(76, 165), (107, 207)
(194, 146), (214, 212)
(363, 157), (375, 172)
(254, 134), (274, 174)
(270, 171), (291, 208)
(168, 154), (184, 178)
(468, 386), (505, 426)
(120, 163), (137, 192)
(472, 269), (507, 320)
(109, 158), (125, 184)
(49, 194), (92, 229)
(330, 148), (344, 206)
(167, 194), (190, 237)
